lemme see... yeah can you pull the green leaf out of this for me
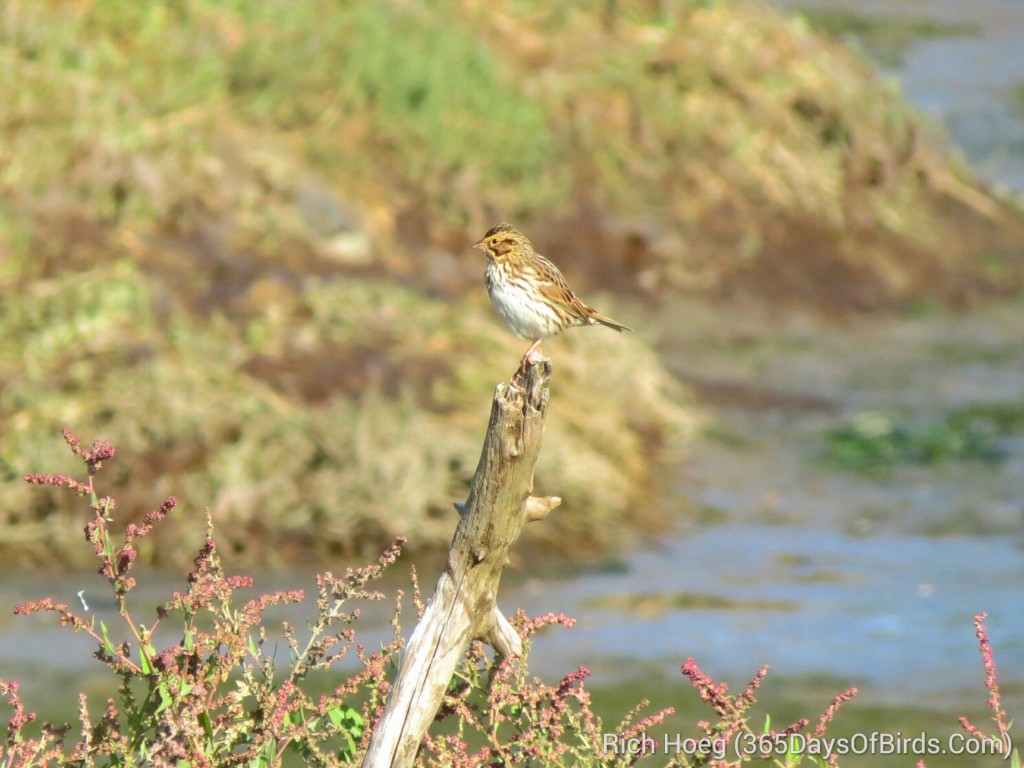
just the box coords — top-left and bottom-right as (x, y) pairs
(256, 739), (277, 768)
(198, 710), (214, 742)
(140, 643), (156, 674)
(345, 708), (364, 735)
(99, 619), (117, 655)
(785, 737), (798, 764)
(155, 684), (174, 715)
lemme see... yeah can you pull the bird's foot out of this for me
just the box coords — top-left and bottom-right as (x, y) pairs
(523, 339), (544, 363)
(511, 340), (544, 389)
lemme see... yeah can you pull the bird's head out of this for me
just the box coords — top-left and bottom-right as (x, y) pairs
(473, 223), (531, 261)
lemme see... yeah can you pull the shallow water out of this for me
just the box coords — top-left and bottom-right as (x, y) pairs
(513, 527), (1024, 702)
(499, 295), (1024, 709)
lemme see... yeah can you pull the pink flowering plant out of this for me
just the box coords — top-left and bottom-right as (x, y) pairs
(417, 612), (675, 767)
(5, 430), (402, 767)
(1, 432), (1020, 767)
(948, 614), (1020, 768)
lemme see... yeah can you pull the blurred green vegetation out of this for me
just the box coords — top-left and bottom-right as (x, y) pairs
(0, 0), (564, 237)
(795, 8), (981, 66)
(2, 0), (1022, 565)
(820, 406), (1024, 474)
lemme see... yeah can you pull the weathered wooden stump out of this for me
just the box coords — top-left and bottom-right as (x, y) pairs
(361, 355), (560, 768)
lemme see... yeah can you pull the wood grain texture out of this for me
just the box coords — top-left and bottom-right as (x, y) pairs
(361, 356), (560, 768)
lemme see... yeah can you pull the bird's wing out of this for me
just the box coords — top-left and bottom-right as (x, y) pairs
(532, 254), (591, 320)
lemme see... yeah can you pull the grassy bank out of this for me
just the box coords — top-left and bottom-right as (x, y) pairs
(2, 0), (1022, 566)
(0, 261), (690, 565)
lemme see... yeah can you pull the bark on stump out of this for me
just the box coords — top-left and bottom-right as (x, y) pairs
(361, 356), (560, 768)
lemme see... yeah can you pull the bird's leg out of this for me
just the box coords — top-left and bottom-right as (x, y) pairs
(523, 338), (544, 363)
(512, 339), (544, 389)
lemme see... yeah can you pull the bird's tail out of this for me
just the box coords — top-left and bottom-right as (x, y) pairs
(588, 309), (632, 333)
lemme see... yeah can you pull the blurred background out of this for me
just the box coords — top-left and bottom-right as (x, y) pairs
(1, 0), (1022, 762)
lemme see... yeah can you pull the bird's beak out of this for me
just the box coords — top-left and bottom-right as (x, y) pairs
(472, 240), (486, 251)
